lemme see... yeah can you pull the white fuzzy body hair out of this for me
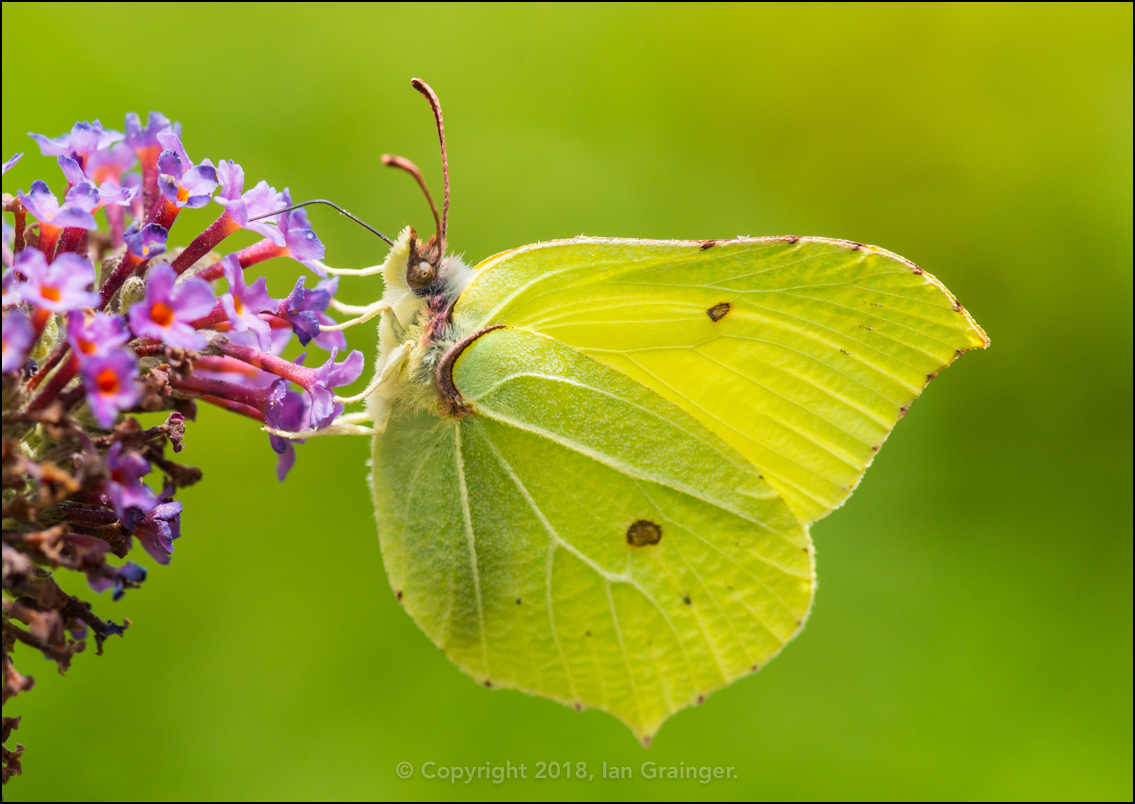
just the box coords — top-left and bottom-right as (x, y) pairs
(365, 226), (474, 430)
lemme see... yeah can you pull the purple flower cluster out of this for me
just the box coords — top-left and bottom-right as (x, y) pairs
(2, 112), (365, 785)
(4, 112), (363, 477)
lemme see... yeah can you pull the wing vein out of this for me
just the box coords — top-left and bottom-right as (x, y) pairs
(454, 425), (490, 680)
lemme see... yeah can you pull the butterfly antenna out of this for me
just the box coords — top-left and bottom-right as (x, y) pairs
(410, 77), (449, 248)
(247, 199), (393, 246)
(380, 154), (442, 244)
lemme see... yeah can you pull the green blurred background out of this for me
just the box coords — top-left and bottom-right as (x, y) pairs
(3, 2), (1131, 800)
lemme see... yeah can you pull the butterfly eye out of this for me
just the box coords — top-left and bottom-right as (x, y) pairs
(407, 260), (436, 290)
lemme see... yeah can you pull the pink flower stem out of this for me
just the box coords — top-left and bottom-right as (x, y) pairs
(12, 205), (26, 253)
(190, 303), (229, 330)
(192, 355), (262, 379)
(146, 196), (180, 231)
(201, 395), (265, 422)
(55, 227), (86, 256)
(197, 239), (284, 282)
(106, 205), (126, 249)
(38, 225), (61, 259)
(137, 146), (162, 219)
(169, 373), (268, 411)
(26, 354), (80, 413)
(171, 212), (240, 275)
(27, 342), (70, 391)
(217, 339), (312, 388)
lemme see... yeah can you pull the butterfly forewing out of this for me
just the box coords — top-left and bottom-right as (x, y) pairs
(452, 237), (989, 523)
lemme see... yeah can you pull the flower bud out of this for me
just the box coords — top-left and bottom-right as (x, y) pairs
(118, 275), (147, 314)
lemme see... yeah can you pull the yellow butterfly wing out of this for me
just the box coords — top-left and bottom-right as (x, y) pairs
(451, 236), (989, 523)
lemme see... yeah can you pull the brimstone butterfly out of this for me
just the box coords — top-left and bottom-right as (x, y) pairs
(290, 79), (989, 745)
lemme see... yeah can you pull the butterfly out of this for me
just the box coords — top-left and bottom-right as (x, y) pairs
(277, 79), (989, 745)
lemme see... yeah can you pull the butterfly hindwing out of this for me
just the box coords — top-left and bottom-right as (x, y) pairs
(372, 327), (814, 742)
(452, 237), (989, 524)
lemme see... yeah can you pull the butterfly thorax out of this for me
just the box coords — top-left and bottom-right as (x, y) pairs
(365, 226), (474, 430)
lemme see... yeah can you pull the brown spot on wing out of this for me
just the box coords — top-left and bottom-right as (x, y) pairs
(627, 519), (662, 546)
(707, 302), (731, 322)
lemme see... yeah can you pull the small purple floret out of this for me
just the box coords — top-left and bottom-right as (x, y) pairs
(304, 348), (364, 429)
(220, 180), (288, 239)
(134, 489), (182, 565)
(214, 167), (286, 238)
(155, 131), (218, 209)
(125, 112), (175, 151)
(215, 159), (244, 203)
(85, 142), (137, 184)
(81, 350), (141, 429)
(15, 249), (99, 312)
(279, 276), (329, 346)
(18, 180), (98, 231)
(219, 254), (276, 350)
(103, 443), (157, 528)
(278, 275), (346, 351)
(112, 563), (148, 601)
(58, 170), (137, 211)
(123, 222), (169, 260)
(127, 264), (214, 349)
(67, 311), (131, 360)
(1, 266), (17, 304)
(3, 153), (23, 175)
(280, 206), (325, 265)
(266, 378), (307, 481)
(57, 155), (86, 187)
(2, 310), (35, 373)
(2, 222), (13, 270)
(29, 120), (124, 159)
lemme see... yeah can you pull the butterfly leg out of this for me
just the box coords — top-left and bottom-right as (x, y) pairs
(308, 259), (387, 277)
(320, 300), (395, 332)
(262, 414), (377, 440)
(336, 339), (414, 406)
(329, 299), (373, 315)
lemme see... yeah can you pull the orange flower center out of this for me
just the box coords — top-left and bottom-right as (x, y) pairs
(150, 302), (175, 327)
(96, 368), (119, 395)
(233, 296), (244, 315)
(41, 285), (61, 302)
(176, 184), (189, 203)
(79, 338), (97, 355)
